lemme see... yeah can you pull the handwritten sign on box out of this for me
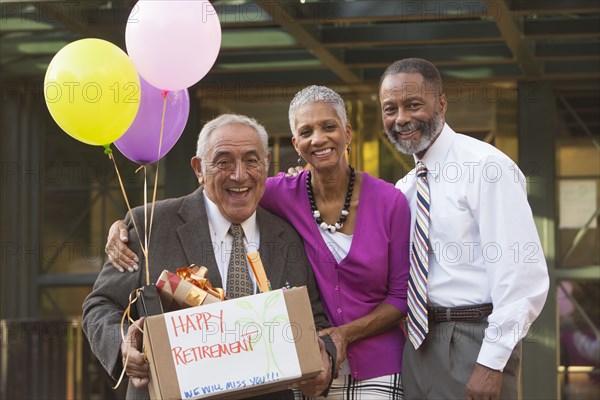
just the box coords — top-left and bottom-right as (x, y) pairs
(144, 287), (323, 400)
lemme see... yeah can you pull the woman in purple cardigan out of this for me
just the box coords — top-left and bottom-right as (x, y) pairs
(106, 85), (411, 399)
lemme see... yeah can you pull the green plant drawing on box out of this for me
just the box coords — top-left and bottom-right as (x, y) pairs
(234, 291), (289, 375)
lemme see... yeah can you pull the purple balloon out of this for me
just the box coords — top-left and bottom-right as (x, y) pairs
(115, 76), (189, 164)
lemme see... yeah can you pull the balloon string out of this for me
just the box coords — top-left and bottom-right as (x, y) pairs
(147, 93), (168, 251)
(143, 165), (150, 286)
(105, 146), (148, 264)
(113, 289), (143, 390)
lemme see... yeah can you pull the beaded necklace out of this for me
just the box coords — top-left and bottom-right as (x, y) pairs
(306, 165), (355, 233)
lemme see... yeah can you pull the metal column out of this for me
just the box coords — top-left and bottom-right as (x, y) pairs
(518, 81), (559, 399)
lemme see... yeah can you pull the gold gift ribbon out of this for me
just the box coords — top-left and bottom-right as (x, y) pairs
(176, 265), (225, 301)
(113, 289), (144, 389)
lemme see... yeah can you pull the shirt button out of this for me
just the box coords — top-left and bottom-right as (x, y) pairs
(336, 308), (342, 314)
(334, 286), (339, 291)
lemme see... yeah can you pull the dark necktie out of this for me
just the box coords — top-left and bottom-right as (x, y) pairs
(226, 224), (253, 299)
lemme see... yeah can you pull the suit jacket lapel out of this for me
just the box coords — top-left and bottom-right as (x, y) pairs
(175, 191), (288, 292)
(257, 207), (286, 289)
(176, 187), (223, 288)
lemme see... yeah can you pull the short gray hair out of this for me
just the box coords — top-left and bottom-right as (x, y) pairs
(196, 114), (268, 158)
(196, 114), (269, 174)
(288, 85), (348, 135)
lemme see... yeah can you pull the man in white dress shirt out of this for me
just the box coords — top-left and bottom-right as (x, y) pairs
(379, 58), (549, 399)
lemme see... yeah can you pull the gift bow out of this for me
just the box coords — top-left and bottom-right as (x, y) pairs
(176, 265), (225, 301)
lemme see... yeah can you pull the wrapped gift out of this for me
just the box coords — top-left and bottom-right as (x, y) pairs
(156, 265), (224, 311)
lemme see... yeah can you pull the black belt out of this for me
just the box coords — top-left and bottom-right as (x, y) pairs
(428, 303), (493, 324)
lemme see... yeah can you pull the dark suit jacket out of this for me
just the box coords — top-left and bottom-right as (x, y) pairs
(82, 188), (333, 399)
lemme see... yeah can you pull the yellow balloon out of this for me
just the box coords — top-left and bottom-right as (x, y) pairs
(44, 38), (140, 146)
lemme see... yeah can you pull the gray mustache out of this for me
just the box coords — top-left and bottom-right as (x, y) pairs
(393, 122), (423, 134)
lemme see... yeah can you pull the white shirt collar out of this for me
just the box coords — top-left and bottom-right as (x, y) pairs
(203, 192), (258, 243)
(413, 123), (456, 177)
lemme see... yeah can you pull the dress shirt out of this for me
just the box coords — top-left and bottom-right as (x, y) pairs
(396, 123), (549, 370)
(203, 192), (259, 295)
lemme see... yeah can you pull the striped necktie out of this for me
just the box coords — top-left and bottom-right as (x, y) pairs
(407, 162), (430, 349)
(226, 224), (253, 299)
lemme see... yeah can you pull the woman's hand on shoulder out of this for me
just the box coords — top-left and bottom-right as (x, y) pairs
(286, 166), (304, 177)
(105, 220), (138, 273)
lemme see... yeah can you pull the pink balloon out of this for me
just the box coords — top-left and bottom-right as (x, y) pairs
(115, 76), (190, 165)
(125, 0), (221, 91)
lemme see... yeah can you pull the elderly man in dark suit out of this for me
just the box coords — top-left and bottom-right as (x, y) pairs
(82, 114), (335, 400)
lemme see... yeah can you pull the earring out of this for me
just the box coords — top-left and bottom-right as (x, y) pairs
(347, 144), (351, 155)
(297, 154), (303, 165)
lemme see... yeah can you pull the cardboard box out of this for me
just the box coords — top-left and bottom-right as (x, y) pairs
(144, 287), (323, 399)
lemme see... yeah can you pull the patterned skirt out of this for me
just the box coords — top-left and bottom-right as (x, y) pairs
(294, 372), (403, 400)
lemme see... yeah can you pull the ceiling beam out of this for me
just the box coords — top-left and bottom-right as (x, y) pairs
(31, 2), (127, 48)
(198, 68), (342, 87)
(345, 43), (513, 65)
(320, 20), (502, 46)
(253, 0), (371, 93)
(535, 41), (600, 58)
(545, 60), (600, 75)
(267, 0), (489, 24)
(217, 49), (314, 64)
(484, 0), (542, 78)
(510, 0), (600, 16)
(524, 18), (600, 38)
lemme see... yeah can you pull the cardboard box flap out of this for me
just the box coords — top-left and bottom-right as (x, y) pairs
(284, 287), (323, 377)
(145, 315), (180, 399)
